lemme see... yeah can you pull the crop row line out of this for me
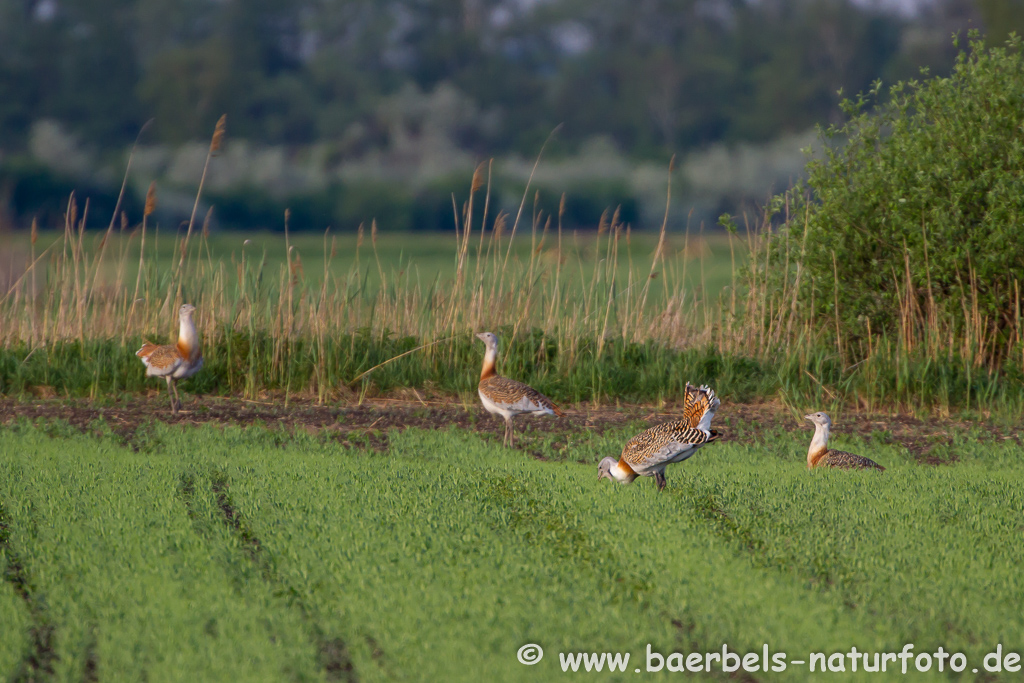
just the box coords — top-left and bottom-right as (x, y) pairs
(0, 501), (59, 682)
(177, 470), (358, 682)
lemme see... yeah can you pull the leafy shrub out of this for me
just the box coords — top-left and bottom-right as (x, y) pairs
(760, 34), (1024, 360)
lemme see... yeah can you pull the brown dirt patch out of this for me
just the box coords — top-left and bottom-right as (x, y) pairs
(0, 396), (1016, 463)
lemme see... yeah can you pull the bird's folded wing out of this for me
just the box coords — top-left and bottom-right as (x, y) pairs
(480, 376), (561, 414)
(824, 449), (884, 470)
(136, 341), (160, 361)
(621, 421), (711, 468)
(141, 344), (183, 376)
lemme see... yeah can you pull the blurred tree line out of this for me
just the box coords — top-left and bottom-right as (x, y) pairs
(0, 0), (1015, 158)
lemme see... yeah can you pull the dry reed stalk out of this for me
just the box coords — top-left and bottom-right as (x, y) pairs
(73, 199), (90, 345)
(500, 125), (560, 292)
(371, 220), (385, 291)
(128, 182), (157, 331)
(474, 159), (494, 315)
(784, 205), (809, 341)
(831, 250), (844, 367)
(179, 114), (226, 285)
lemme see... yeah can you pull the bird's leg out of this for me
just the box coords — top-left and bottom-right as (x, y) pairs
(166, 377), (177, 415)
(505, 416), (515, 448)
(172, 380), (182, 412)
(654, 471), (667, 491)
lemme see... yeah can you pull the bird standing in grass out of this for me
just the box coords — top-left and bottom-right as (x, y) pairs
(136, 304), (204, 415)
(475, 332), (563, 447)
(804, 412), (884, 470)
(599, 383), (720, 491)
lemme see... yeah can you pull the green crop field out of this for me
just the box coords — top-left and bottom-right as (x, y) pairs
(1, 417), (1022, 681)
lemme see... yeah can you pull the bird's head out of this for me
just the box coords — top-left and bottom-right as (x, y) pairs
(803, 411), (831, 428)
(179, 303), (196, 318)
(475, 331), (498, 350)
(597, 457), (617, 482)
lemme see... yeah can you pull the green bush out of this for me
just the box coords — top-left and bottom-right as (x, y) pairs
(762, 34), (1024, 355)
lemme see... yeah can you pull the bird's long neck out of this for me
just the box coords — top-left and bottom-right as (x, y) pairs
(807, 423), (830, 468)
(480, 345), (497, 380)
(177, 315), (200, 360)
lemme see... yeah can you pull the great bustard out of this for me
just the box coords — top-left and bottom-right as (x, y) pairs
(475, 332), (563, 447)
(804, 412), (884, 470)
(136, 304), (204, 415)
(599, 383), (720, 491)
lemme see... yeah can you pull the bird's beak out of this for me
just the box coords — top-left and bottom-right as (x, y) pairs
(475, 333), (487, 342)
(803, 414), (813, 422)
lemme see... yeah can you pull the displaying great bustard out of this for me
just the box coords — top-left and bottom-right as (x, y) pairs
(599, 383), (720, 491)
(804, 412), (884, 470)
(136, 304), (204, 415)
(475, 332), (563, 447)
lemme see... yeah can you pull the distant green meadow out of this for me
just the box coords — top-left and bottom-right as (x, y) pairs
(6, 228), (739, 298)
(1, 419), (1022, 681)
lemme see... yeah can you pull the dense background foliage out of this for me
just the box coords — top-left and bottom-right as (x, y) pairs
(761, 34), (1024, 366)
(0, 0), (1020, 231)
(0, 0), (987, 154)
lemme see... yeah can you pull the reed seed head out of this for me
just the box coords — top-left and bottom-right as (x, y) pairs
(144, 182), (157, 217)
(211, 114), (227, 153)
(471, 161), (485, 193)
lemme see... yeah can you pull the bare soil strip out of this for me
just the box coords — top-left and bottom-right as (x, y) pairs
(0, 396), (1017, 464)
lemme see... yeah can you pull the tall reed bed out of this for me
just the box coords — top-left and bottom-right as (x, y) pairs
(0, 128), (1021, 416)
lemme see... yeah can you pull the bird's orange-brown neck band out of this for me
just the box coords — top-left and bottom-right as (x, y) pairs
(480, 347), (497, 380)
(176, 315), (200, 362)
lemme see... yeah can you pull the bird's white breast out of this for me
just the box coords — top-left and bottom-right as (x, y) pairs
(478, 388), (554, 417)
(479, 389), (511, 418)
(145, 358), (181, 378)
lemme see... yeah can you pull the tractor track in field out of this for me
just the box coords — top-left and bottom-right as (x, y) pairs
(177, 470), (359, 682)
(0, 396), (1018, 464)
(0, 502), (58, 682)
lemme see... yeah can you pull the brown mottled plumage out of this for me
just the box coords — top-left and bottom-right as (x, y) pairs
(137, 304), (203, 415)
(599, 385), (720, 490)
(804, 412), (885, 471)
(475, 332), (563, 447)
(812, 448), (885, 471)
(478, 376), (563, 415)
